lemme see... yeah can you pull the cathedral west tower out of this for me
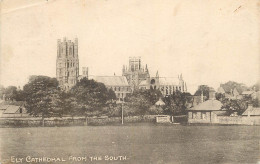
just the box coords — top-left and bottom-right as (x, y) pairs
(56, 37), (79, 90)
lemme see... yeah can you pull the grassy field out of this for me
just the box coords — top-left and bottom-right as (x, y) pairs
(0, 124), (259, 164)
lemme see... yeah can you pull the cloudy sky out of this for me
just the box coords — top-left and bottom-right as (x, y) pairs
(0, 0), (259, 93)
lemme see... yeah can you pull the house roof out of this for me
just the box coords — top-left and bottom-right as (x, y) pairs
(155, 99), (165, 106)
(0, 101), (25, 111)
(158, 77), (179, 86)
(189, 99), (223, 111)
(242, 107), (260, 116)
(89, 76), (129, 87)
(0, 105), (9, 110)
(242, 91), (255, 95)
(219, 85), (232, 93)
(4, 105), (21, 114)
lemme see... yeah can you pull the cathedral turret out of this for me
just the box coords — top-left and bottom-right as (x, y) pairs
(201, 90), (204, 103)
(82, 67), (88, 77)
(180, 73), (183, 80)
(145, 64), (148, 72)
(122, 65), (126, 74)
(74, 38), (78, 58)
(57, 39), (61, 58)
(156, 71), (159, 78)
(123, 57), (150, 91)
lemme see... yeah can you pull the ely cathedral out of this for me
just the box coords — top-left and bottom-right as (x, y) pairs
(56, 38), (187, 98)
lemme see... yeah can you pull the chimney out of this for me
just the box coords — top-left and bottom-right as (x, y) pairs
(209, 88), (216, 100)
(82, 67), (88, 77)
(201, 91), (204, 103)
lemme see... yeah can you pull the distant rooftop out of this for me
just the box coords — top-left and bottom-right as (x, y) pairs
(158, 77), (180, 86)
(242, 107), (260, 116)
(89, 76), (129, 87)
(189, 99), (223, 111)
(4, 105), (21, 114)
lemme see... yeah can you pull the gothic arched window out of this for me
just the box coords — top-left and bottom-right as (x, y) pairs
(70, 47), (72, 55)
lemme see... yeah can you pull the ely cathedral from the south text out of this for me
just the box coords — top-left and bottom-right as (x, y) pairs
(56, 38), (187, 102)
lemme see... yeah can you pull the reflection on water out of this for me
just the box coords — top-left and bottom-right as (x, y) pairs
(0, 125), (259, 164)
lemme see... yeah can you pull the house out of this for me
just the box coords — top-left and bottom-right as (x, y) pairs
(256, 91), (260, 101)
(0, 105), (9, 117)
(241, 91), (256, 99)
(0, 101), (28, 118)
(187, 89), (227, 123)
(242, 105), (260, 117)
(217, 85), (244, 99)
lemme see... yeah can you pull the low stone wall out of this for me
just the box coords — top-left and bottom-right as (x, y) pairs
(87, 115), (158, 125)
(188, 115), (260, 125)
(215, 116), (260, 125)
(0, 115), (175, 127)
(87, 117), (121, 125)
(0, 117), (86, 127)
(0, 113), (31, 118)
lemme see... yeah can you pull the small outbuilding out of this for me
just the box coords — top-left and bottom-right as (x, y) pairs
(0, 101), (28, 118)
(155, 98), (165, 106)
(242, 105), (260, 117)
(187, 88), (226, 123)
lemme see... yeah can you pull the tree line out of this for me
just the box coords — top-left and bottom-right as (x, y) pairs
(0, 76), (193, 118)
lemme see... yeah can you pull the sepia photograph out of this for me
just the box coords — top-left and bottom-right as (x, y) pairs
(0, 0), (259, 163)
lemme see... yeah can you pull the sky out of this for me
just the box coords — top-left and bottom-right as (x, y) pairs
(0, 0), (259, 94)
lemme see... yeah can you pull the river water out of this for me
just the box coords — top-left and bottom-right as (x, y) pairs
(0, 124), (259, 164)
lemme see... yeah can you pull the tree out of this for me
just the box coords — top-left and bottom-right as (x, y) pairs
(221, 98), (248, 115)
(250, 80), (260, 92)
(0, 85), (26, 101)
(147, 105), (164, 115)
(124, 88), (162, 116)
(215, 93), (225, 101)
(163, 91), (192, 116)
(3, 86), (17, 101)
(23, 76), (60, 119)
(0, 85), (4, 100)
(57, 91), (80, 118)
(69, 77), (116, 117)
(194, 85), (210, 100)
